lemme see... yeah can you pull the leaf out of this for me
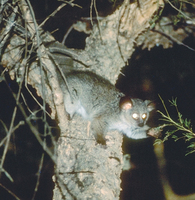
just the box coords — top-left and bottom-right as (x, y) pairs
(172, 134), (178, 140)
(184, 118), (191, 128)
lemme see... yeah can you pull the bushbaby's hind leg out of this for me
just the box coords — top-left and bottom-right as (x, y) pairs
(91, 117), (107, 145)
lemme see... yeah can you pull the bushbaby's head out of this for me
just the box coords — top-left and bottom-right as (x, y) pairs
(119, 97), (155, 127)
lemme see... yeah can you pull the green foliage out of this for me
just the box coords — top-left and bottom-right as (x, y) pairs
(169, 0), (185, 25)
(166, 0), (195, 25)
(149, 3), (164, 29)
(154, 96), (195, 155)
(150, 0), (194, 29)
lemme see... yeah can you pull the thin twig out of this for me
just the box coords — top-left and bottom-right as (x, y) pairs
(32, 153), (45, 200)
(0, 183), (21, 200)
(0, 59), (27, 179)
(152, 29), (195, 51)
(39, 3), (67, 28)
(166, 0), (193, 21)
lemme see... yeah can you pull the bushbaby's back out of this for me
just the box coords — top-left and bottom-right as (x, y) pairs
(65, 71), (124, 119)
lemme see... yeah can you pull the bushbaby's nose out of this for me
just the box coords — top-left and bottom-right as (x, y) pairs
(138, 122), (144, 127)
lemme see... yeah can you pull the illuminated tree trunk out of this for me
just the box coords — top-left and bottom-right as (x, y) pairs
(0, 0), (163, 199)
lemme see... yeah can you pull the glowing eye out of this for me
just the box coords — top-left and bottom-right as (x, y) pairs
(132, 113), (139, 120)
(142, 113), (147, 119)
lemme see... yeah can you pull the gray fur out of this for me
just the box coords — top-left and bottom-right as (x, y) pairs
(60, 71), (154, 145)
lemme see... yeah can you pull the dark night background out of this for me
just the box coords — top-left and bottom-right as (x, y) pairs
(1, 0), (195, 199)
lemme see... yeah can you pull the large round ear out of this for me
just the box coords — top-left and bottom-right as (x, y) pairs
(144, 100), (155, 112)
(120, 97), (133, 111)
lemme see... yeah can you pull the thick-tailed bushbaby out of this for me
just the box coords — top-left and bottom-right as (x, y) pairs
(60, 70), (154, 145)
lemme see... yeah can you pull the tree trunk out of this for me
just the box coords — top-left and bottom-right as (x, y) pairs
(0, 0), (163, 199)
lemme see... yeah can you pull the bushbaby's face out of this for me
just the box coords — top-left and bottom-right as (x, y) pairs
(131, 110), (148, 127)
(120, 98), (154, 127)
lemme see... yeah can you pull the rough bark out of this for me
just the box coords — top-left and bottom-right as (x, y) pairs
(68, 0), (164, 84)
(52, 0), (164, 199)
(0, 0), (164, 199)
